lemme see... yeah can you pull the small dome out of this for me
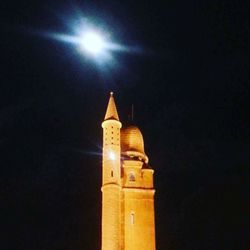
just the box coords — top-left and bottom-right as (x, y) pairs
(121, 125), (148, 163)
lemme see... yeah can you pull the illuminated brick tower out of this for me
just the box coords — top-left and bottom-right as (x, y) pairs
(101, 92), (156, 250)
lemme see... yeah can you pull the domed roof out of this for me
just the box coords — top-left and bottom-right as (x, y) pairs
(121, 125), (148, 163)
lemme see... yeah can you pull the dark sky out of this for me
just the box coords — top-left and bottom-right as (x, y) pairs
(1, 0), (250, 249)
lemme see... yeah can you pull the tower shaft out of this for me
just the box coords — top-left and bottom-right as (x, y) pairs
(101, 93), (122, 250)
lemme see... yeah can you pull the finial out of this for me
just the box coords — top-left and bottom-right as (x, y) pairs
(110, 91), (113, 96)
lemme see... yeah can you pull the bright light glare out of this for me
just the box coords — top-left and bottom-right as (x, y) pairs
(42, 18), (142, 66)
(80, 31), (104, 55)
(108, 151), (116, 161)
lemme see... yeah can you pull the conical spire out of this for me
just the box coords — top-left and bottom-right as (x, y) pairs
(104, 92), (119, 121)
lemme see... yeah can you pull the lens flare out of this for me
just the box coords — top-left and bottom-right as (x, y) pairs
(38, 15), (142, 67)
(108, 151), (116, 160)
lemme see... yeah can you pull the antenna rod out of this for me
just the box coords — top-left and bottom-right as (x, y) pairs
(131, 104), (134, 122)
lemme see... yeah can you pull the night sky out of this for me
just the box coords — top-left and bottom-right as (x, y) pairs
(1, 1), (250, 249)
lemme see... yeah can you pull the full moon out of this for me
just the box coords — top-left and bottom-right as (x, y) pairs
(80, 31), (104, 55)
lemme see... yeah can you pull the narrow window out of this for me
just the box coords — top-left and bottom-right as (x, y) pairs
(130, 212), (135, 225)
(111, 170), (114, 177)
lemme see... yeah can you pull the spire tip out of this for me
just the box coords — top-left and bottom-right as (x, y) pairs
(104, 91), (119, 121)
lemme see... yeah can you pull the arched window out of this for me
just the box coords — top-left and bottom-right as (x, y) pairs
(129, 173), (135, 182)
